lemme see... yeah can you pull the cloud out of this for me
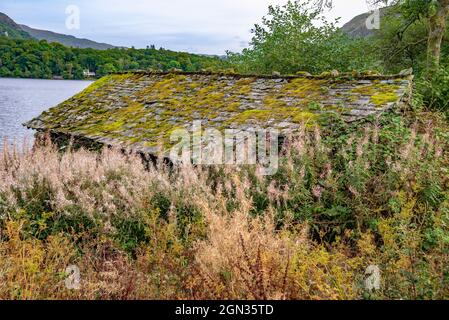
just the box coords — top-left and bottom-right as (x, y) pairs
(0, 0), (370, 55)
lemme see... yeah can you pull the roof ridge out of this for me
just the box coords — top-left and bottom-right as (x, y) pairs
(112, 69), (414, 81)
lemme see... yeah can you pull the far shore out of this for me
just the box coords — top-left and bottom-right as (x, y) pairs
(0, 76), (95, 82)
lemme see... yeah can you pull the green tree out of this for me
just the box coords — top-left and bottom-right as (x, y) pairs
(228, 0), (378, 74)
(98, 63), (117, 76)
(425, 0), (449, 71)
(167, 60), (182, 70)
(128, 61), (140, 70)
(0, 37), (226, 80)
(318, 0), (449, 76)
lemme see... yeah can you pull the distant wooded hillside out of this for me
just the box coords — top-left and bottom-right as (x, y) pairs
(19, 24), (115, 50)
(0, 37), (227, 79)
(0, 12), (31, 40)
(0, 11), (115, 49)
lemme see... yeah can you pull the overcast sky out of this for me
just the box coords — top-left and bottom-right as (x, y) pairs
(0, 0), (373, 55)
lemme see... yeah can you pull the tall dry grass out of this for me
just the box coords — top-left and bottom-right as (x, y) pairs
(0, 111), (448, 300)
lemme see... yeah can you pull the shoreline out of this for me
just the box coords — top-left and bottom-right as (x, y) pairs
(0, 76), (96, 82)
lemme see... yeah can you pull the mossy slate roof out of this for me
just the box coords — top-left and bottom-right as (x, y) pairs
(25, 71), (412, 154)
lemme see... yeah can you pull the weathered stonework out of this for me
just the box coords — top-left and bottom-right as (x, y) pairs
(24, 70), (413, 157)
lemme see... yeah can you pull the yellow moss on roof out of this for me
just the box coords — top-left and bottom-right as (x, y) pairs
(24, 71), (412, 153)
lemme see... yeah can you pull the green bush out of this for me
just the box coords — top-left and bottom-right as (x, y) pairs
(417, 65), (449, 112)
(227, 0), (380, 75)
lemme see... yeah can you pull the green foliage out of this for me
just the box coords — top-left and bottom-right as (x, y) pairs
(112, 215), (148, 253)
(0, 24), (31, 40)
(417, 64), (449, 112)
(1, 106), (448, 299)
(236, 110), (449, 246)
(356, 2), (449, 113)
(371, 3), (449, 74)
(1, 1), (449, 300)
(0, 37), (227, 79)
(228, 0), (380, 74)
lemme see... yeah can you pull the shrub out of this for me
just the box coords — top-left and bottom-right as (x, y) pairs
(417, 65), (449, 113)
(227, 0), (379, 75)
(0, 109), (448, 299)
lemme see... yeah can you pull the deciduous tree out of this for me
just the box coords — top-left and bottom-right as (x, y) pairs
(317, 0), (449, 75)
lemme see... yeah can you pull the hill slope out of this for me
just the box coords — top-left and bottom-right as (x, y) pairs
(0, 11), (115, 49)
(19, 24), (115, 50)
(0, 12), (32, 39)
(342, 7), (390, 38)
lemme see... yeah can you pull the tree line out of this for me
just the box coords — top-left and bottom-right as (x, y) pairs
(0, 37), (227, 79)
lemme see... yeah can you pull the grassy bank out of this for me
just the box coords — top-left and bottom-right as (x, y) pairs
(0, 109), (448, 300)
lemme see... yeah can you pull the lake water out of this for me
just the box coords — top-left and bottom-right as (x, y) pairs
(0, 78), (92, 151)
